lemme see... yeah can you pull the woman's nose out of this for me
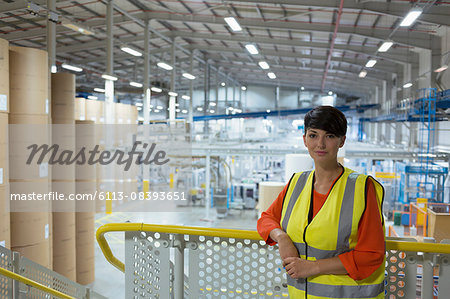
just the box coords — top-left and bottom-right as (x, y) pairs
(318, 137), (326, 148)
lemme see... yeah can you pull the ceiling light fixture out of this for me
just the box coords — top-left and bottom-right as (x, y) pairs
(400, 7), (423, 27)
(94, 88), (105, 93)
(130, 81), (143, 88)
(245, 44), (259, 55)
(120, 46), (142, 57)
(168, 91), (178, 97)
(258, 61), (270, 69)
(224, 17), (242, 32)
(403, 82), (413, 88)
(61, 63), (83, 72)
(210, 102), (217, 107)
(101, 74), (117, 81)
(221, 82), (226, 87)
(365, 59), (377, 68)
(267, 72), (276, 79)
(209, 109), (215, 113)
(150, 87), (162, 93)
(434, 65), (448, 73)
(61, 20), (94, 35)
(241, 86), (247, 91)
(300, 86), (305, 90)
(182, 72), (196, 80)
(157, 62), (173, 71)
(359, 70), (367, 78)
(378, 41), (394, 52)
(328, 91), (333, 95)
(87, 95), (98, 100)
(197, 107), (203, 111)
(182, 109), (188, 114)
(181, 95), (191, 100)
(135, 103), (143, 107)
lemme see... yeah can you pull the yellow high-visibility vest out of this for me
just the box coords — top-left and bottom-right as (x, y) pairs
(280, 167), (385, 299)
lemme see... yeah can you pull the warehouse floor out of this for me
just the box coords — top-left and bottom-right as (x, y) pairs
(91, 205), (259, 298)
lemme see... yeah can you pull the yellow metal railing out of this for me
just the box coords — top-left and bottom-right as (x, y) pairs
(96, 222), (450, 274)
(0, 266), (75, 299)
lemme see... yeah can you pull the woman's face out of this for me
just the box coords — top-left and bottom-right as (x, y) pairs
(303, 128), (345, 163)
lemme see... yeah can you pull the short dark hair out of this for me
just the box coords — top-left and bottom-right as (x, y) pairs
(304, 106), (347, 137)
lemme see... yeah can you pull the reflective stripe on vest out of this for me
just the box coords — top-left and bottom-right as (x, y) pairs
(286, 279), (384, 298)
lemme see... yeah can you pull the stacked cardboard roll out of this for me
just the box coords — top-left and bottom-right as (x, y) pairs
(75, 120), (96, 285)
(9, 46), (51, 268)
(0, 38), (10, 249)
(74, 97), (86, 121)
(51, 73), (76, 280)
(257, 182), (285, 214)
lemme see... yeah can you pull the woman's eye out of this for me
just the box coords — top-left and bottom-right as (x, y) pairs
(327, 135), (336, 138)
(309, 134), (316, 138)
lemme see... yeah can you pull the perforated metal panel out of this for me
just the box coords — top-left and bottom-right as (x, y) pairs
(18, 256), (86, 298)
(125, 231), (171, 299)
(0, 246), (13, 299)
(385, 250), (408, 298)
(187, 235), (289, 298)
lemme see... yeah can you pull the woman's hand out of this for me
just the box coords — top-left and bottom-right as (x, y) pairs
(283, 257), (320, 279)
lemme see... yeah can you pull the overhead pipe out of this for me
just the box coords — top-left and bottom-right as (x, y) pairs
(321, 0), (344, 92)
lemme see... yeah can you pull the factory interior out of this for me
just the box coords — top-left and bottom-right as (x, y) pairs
(1, 0), (450, 298)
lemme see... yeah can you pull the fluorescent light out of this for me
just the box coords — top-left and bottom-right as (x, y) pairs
(51, 65), (57, 73)
(62, 63), (83, 72)
(221, 82), (226, 87)
(378, 41), (393, 52)
(197, 107), (203, 111)
(151, 87), (162, 93)
(245, 44), (259, 55)
(403, 82), (413, 88)
(176, 108), (181, 113)
(224, 17), (242, 32)
(157, 62), (173, 71)
(61, 21), (94, 35)
(328, 91), (333, 95)
(130, 81), (143, 88)
(300, 86), (305, 90)
(154, 109), (160, 113)
(137, 107), (142, 111)
(434, 65), (448, 73)
(168, 91), (178, 97)
(235, 109), (242, 113)
(267, 72), (276, 79)
(121, 46), (142, 57)
(175, 103), (180, 107)
(181, 95), (191, 100)
(102, 74), (118, 81)
(135, 103), (143, 107)
(182, 109), (188, 114)
(258, 61), (270, 69)
(87, 95), (98, 100)
(228, 107), (234, 111)
(94, 88), (105, 93)
(266, 109), (271, 113)
(359, 70), (367, 78)
(365, 59), (377, 68)
(210, 102), (217, 107)
(241, 86), (247, 91)
(182, 72), (196, 80)
(209, 109), (215, 113)
(156, 105), (163, 110)
(400, 7), (422, 27)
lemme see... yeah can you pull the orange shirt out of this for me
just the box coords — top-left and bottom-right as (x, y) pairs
(257, 174), (385, 281)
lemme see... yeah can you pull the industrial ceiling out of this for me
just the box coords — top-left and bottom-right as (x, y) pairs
(1, 0), (449, 102)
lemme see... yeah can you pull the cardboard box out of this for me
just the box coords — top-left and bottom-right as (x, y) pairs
(0, 113), (8, 144)
(9, 46), (48, 115)
(74, 98), (86, 120)
(428, 208), (450, 243)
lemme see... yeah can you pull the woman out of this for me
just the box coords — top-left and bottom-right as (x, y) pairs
(257, 106), (385, 299)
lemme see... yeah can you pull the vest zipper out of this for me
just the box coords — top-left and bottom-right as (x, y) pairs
(302, 225), (309, 299)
